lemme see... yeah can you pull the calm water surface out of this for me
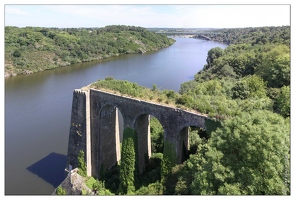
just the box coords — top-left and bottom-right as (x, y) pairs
(5, 38), (227, 194)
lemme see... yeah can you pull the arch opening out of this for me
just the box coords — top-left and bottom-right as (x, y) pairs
(98, 105), (124, 174)
(150, 116), (164, 154)
(134, 114), (164, 185)
(188, 126), (207, 155)
(96, 105), (125, 191)
(177, 126), (207, 163)
(178, 127), (189, 163)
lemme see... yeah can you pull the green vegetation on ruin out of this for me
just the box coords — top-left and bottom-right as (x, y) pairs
(88, 76), (185, 108)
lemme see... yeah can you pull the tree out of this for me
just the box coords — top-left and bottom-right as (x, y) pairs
(184, 136), (209, 194)
(119, 128), (136, 194)
(218, 64), (237, 78)
(191, 110), (290, 195)
(189, 129), (206, 154)
(277, 85), (290, 118)
(56, 186), (67, 195)
(243, 75), (267, 99)
(231, 81), (250, 100)
(194, 79), (223, 96)
(91, 179), (113, 195)
(150, 117), (164, 153)
(78, 150), (87, 177)
(179, 80), (199, 94)
(205, 47), (224, 69)
(135, 181), (163, 195)
(232, 75), (267, 100)
(256, 44), (290, 88)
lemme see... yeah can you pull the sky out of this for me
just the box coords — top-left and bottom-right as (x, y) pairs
(3, 2), (291, 28)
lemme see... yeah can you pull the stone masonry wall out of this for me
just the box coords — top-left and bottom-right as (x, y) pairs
(66, 90), (88, 172)
(67, 87), (210, 179)
(89, 89), (208, 177)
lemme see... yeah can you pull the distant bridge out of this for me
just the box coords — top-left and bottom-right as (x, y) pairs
(66, 88), (216, 178)
(196, 34), (212, 41)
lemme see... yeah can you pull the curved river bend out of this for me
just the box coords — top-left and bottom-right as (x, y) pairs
(5, 38), (227, 194)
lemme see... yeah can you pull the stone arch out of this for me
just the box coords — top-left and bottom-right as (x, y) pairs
(99, 103), (125, 142)
(133, 110), (165, 129)
(134, 113), (165, 174)
(177, 124), (207, 164)
(84, 89), (209, 178)
(177, 127), (189, 163)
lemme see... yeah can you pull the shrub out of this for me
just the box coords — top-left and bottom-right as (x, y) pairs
(12, 49), (21, 57)
(78, 150), (87, 177)
(56, 186), (67, 195)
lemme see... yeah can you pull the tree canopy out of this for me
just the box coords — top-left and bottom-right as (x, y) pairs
(191, 110), (290, 195)
(5, 25), (175, 77)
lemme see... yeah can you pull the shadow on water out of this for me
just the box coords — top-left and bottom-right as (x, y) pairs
(27, 152), (67, 188)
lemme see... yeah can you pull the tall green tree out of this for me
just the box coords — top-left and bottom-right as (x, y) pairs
(256, 44), (290, 88)
(232, 75), (267, 99)
(277, 85), (290, 118)
(119, 128), (136, 194)
(191, 110), (290, 195)
(194, 79), (223, 96)
(205, 47), (224, 69)
(150, 117), (164, 153)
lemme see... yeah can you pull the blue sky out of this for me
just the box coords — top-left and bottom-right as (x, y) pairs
(4, 3), (290, 28)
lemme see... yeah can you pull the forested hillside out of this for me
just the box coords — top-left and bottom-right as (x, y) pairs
(175, 25), (290, 195)
(56, 26), (290, 195)
(5, 25), (175, 77)
(194, 26), (290, 45)
(180, 26), (290, 119)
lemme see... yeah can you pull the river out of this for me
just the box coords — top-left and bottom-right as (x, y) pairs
(5, 37), (227, 195)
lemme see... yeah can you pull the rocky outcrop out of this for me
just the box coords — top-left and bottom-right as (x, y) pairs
(52, 168), (93, 195)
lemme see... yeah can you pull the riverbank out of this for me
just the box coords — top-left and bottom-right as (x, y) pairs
(5, 25), (175, 78)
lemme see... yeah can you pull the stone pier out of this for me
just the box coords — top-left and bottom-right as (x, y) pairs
(66, 88), (211, 178)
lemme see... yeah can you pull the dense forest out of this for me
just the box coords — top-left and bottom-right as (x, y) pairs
(4, 25), (175, 77)
(194, 26), (290, 46)
(55, 26), (290, 195)
(175, 26), (290, 195)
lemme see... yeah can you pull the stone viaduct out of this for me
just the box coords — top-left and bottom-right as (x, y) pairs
(66, 88), (214, 178)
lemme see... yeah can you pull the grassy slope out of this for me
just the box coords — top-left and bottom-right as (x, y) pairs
(5, 25), (175, 77)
